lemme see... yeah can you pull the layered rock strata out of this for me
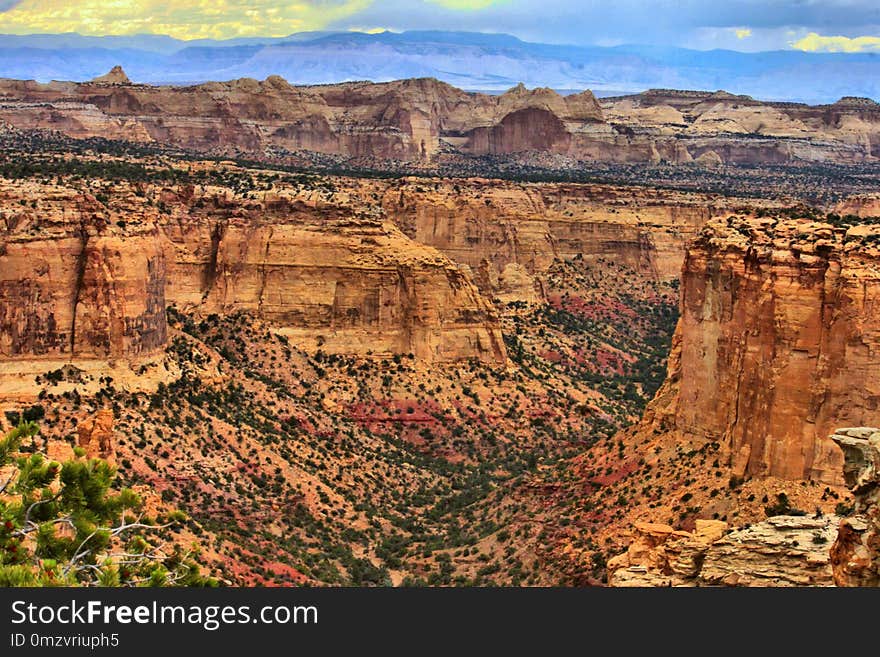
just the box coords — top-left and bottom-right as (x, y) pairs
(378, 178), (734, 286)
(0, 180), (506, 391)
(600, 89), (880, 164)
(608, 516), (838, 587)
(0, 71), (877, 164)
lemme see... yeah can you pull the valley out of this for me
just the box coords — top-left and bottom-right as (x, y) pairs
(1, 77), (880, 586)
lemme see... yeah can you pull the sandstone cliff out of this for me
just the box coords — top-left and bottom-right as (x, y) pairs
(1, 165), (785, 389)
(162, 193), (505, 362)
(641, 216), (880, 484)
(0, 72), (877, 165)
(0, 195), (167, 361)
(377, 177), (753, 292)
(0, 177), (506, 399)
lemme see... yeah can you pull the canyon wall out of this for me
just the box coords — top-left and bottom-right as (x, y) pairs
(0, 181), (506, 385)
(4, 172), (755, 381)
(162, 200), (505, 362)
(0, 72), (878, 165)
(642, 216), (880, 484)
(0, 75), (458, 160)
(377, 178), (748, 293)
(0, 203), (167, 360)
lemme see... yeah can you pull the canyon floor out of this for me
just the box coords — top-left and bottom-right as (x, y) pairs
(2, 129), (879, 585)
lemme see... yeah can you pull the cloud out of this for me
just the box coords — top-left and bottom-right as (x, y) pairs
(792, 31), (880, 53)
(427, 0), (503, 9)
(0, 0), (373, 39)
(348, 26), (389, 34)
(0, 0), (877, 52)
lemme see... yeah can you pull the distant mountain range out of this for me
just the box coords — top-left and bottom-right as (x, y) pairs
(0, 30), (878, 104)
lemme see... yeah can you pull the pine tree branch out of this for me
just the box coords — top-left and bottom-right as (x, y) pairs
(0, 470), (15, 494)
(23, 490), (62, 526)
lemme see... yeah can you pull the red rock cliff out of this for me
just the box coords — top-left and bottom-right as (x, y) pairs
(0, 194), (167, 360)
(0, 180), (505, 371)
(1, 73), (876, 165)
(643, 216), (880, 484)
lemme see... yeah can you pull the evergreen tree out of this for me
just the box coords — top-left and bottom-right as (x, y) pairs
(0, 420), (214, 587)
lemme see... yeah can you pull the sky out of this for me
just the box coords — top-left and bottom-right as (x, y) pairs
(0, 0), (877, 52)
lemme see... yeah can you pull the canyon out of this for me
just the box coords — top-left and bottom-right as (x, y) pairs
(0, 70), (878, 166)
(2, 120), (880, 585)
(0, 160), (777, 397)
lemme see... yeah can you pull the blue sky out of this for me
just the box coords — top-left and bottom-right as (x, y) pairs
(0, 0), (877, 51)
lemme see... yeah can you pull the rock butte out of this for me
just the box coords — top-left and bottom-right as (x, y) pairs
(0, 69), (877, 164)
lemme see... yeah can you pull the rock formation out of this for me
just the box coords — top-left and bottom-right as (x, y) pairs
(640, 216), (880, 484)
(834, 194), (880, 218)
(377, 177), (750, 290)
(4, 170), (765, 383)
(601, 89), (880, 164)
(608, 516), (838, 586)
(0, 74), (876, 164)
(91, 66), (132, 86)
(610, 427), (880, 587)
(76, 408), (116, 462)
(162, 199), (505, 362)
(0, 179), (505, 374)
(829, 428), (880, 586)
(0, 212), (167, 361)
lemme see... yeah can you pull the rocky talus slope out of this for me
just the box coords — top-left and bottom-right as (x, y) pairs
(607, 425), (880, 587)
(0, 70), (878, 165)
